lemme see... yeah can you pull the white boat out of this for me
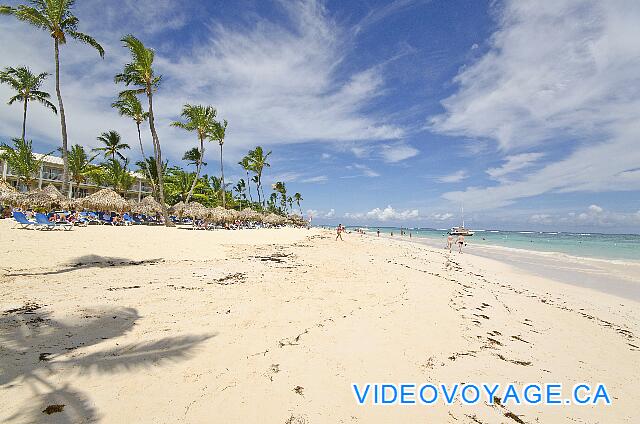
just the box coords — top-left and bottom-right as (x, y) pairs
(448, 205), (474, 236)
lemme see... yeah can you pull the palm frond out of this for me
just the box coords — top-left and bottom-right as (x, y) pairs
(68, 30), (104, 57)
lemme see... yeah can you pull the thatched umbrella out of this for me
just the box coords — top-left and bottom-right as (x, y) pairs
(132, 196), (163, 215)
(41, 184), (72, 209)
(182, 202), (208, 219)
(169, 201), (185, 216)
(206, 206), (225, 224)
(0, 180), (22, 206)
(264, 213), (285, 226)
(79, 188), (129, 211)
(21, 189), (55, 210)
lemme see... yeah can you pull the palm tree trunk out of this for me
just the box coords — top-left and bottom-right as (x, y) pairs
(136, 122), (156, 198)
(220, 143), (225, 208)
(54, 39), (70, 197)
(246, 171), (253, 203)
(21, 98), (28, 141)
(185, 136), (204, 203)
(146, 86), (174, 227)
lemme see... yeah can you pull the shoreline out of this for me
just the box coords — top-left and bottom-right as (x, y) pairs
(371, 231), (640, 302)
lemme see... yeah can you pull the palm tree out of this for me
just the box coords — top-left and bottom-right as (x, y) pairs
(212, 119), (228, 208)
(273, 181), (287, 213)
(233, 179), (246, 209)
(247, 146), (271, 207)
(115, 34), (172, 226)
(93, 130), (130, 161)
(0, 66), (56, 140)
(171, 104), (217, 203)
(111, 92), (155, 195)
(293, 192), (303, 215)
(88, 158), (135, 196)
(62, 144), (93, 197)
(136, 156), (166, 197)
(1, 1), (104, 196)
(164, 167), (195, 204)
(0, 138), (50, 190)
(238, 156), (253, 203)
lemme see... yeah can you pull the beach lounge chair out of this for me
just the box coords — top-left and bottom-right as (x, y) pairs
(12, 211), (37, 229)
(35, 213), (73, 231)
(122, 213), (134, 226)
(132, 215), (144, 225)
(101, 214), (115, 225)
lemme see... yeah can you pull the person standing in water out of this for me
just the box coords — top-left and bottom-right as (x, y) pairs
(447, 234), (454, 253)
(457, 234), (465, 253)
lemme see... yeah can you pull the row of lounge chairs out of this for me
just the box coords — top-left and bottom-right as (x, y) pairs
(13, 211), (73, 231)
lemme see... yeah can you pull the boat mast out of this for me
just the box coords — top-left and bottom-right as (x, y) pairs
(462, 204), (464, 228)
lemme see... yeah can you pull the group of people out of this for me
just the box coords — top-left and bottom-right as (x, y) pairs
(447, 234), (466, 253)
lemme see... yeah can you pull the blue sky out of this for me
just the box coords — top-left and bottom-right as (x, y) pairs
(1, 0), (639, 233)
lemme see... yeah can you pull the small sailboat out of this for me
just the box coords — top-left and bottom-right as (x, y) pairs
(449, 205), (474, 236)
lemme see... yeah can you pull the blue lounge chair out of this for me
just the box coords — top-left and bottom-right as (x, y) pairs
(132, 215), (144, 225)
(35, 213), (73, 231)
(12, 211), (37, 229)
(123, 213), (135, 225)
(101, 214), (114, 225)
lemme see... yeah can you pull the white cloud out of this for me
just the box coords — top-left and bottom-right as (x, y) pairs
(379, 142), (419, 163)
(486, 152), (544, 181)
(345, 205), (419, 221)
(431, 0), (640, 209)
(437, 170), (467, 183)
(306, 208), (335, 219)
(301, 175), (328, 183)
(320, 153), (331, 159)
(430, 212), (454, 221)
(343, 163), (380, 178)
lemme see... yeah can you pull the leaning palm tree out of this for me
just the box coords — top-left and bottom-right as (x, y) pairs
(93, 130), (130, 161)
(114, 34), (173, 226)
(1, 1), (104, 196)
(211, 119), (228, 208)
(136, 156), (166, 198)
(248, 146), (271, 207)
(111, 92), (155, 194)
(171, 104), (217, 203)
(0, 66), (56, 140)
(0, 138), (50, 190)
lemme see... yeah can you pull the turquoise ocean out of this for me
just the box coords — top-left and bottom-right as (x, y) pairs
(345, 227), (640, 262)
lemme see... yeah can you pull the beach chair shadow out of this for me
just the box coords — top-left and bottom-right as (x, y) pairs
(7, 255), (165, 277)
(0, 305), (214, 423)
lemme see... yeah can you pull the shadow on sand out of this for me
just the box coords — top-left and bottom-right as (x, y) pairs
(1, 303), (214, 423)
(7, 255), (165, 277)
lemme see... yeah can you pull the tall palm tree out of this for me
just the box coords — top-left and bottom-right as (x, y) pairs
(293, 192), (303, 215)
(61, 144), (93, 197)
(136, 156), (166, 196)
(0, 138), (50, 190)
(238, 156), (253, 203)
(88, 158), (135, 196)
(171, 104), (217, 203)
(212, 119), (228, 208)
(115, 34), (173, 226)
(273, 181), (287, 213)
(0, 66), (56, 140)
(247, 146), (271, 207)
(93, 130), (130, 161)
(233, 179), (246, 209)
(111, 92), (155, 195)
(1, 1), (105, 196)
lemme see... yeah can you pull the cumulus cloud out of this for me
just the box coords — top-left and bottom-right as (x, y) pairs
(437, 170), (467, 183)
(527, 205), (640, 228)
(431, 0), (640, 209)
(306, 208), (335, 219)
(345, 205), (419, 221)
(379, 142), (419, 163)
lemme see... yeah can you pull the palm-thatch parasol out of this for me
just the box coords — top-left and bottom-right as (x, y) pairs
(181, 202), (208, 219)
(263, 213), (285, 226)
(20, 189), (55, 210)
(287, 214), (307, 227)
(0, 180), (22, 206)
(206, 206), (225, 224)
(78, 188), (129, 211)
(132, 196), (163, 215)
(41, 184), (72, 209)
(169, 201), (185, 216)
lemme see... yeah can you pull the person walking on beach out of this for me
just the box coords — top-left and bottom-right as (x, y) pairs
(447, 234), (454, 252)
(457, 234), (465, 253)
(336, 224), (344, 241)
(377, 229), (380, 237)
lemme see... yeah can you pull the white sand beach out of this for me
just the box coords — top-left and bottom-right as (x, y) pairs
(1, 221), (639, 423)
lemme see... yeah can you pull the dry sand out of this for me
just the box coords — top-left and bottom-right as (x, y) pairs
(1, 220), (639, 423)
